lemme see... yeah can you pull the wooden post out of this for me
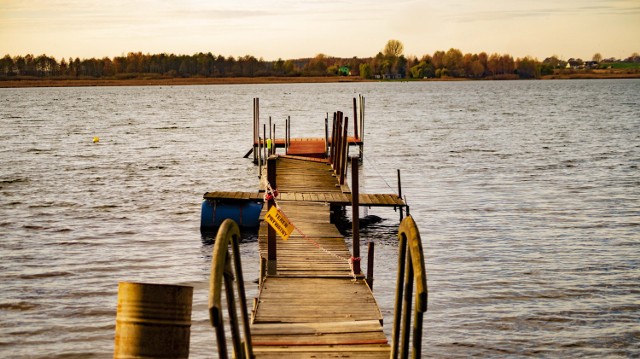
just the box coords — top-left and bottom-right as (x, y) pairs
(350, 156), (360, 275)
(398, 169), (403, 221)
(257, 136), (262, 178)
(256, 98), (261, 163)
(287, 116), (291, 150)
(339, 118), (349, 185)
(267, 156), (277, 276)
(366, 242), (375, 289)
(253, 98), (256, 163)
(353, 97), (358, 140)
(285, 117), (289, 154)
(335, 112), (341, 174)
(361, 96), (365, 142)
(268, 116), (272, 142)
(331, 112), (337, 168)
(330, 112), (337, 165)
(272, 124), (276, 156)
(325, 114), (329, 156)
(333, 112), (342, 173)
(263, 124), (267, 166)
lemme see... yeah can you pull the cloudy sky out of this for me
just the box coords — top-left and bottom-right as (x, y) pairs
(1, 0), (638, 61)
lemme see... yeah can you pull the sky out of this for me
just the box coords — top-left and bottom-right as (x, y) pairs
(1, 0), (639, 61)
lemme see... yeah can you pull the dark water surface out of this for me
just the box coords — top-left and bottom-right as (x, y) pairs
(1, 80), (638, 358)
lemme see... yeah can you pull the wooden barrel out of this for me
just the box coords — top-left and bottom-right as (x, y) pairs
(114, 282), (193, 359)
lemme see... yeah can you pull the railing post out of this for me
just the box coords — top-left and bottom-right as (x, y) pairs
(392, 216), (428, 359)
(391, 232), (407, 359)
(209, 219), (254, 359)
(350, 156), (360, 275)
(400, 252), (414, 359)
(267, 156), (277, 275)
(398, 169), (403, 221)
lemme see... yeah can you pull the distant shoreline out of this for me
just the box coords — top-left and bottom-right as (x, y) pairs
(1, 73), (639, 88)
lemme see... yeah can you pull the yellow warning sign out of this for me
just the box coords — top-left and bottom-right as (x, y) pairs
(264, 206), (294, 241)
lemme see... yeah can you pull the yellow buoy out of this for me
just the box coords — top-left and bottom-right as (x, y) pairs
(93, 136), (100, 143)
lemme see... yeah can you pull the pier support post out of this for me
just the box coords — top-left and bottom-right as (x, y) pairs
(350, 156), (361, 275)
(267, 156), (277, 276)
(367, 242), (375, 289)
(340, 118), (349, 185)
(353, 97), (358, 140)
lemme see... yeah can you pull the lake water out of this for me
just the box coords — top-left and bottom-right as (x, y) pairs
(1, 79), (638, 358)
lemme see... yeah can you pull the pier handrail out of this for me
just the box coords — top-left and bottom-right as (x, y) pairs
(209, 219), (254, 359)
(391, 215), (428, 359)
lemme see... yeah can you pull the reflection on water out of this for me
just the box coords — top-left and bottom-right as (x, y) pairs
(1, 80), (639, 358)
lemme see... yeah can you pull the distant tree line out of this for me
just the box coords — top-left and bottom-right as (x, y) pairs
(1, 41), (639, 80)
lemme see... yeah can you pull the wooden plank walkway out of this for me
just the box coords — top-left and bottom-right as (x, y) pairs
(204, 190), (405, 207)
(251, 156), (391, 358)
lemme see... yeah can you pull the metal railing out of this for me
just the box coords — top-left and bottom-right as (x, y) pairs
(391, 215), (428, 359)
(208, 219), (254, 359)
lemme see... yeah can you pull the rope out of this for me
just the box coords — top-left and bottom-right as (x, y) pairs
(362, 152), (397, 194)
(265, 181), (359, 281)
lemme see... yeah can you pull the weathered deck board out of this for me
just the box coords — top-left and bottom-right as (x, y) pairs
(253, 277), (383, 323)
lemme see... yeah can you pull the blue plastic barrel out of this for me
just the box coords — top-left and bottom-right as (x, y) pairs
(200, 199), (262, 234)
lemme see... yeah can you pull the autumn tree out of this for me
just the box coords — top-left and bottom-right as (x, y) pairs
(592, 53), (602, 62)
(487, 53), (515, 77)
(383, 40), (404, 58)
(516, 56), (539, 78)
(432, 51), (445, 71)
(359, 63), (372, 79)
(0, 55), (15, 76)
(443, 48), (464, 77)
(303, 53), (329, 76)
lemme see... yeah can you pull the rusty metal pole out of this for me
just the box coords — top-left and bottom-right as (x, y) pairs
(350, 156), (361, 275)
(267, 156), (277, 275)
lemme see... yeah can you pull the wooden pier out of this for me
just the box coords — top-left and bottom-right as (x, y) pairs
(207, 99), (427, 359)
